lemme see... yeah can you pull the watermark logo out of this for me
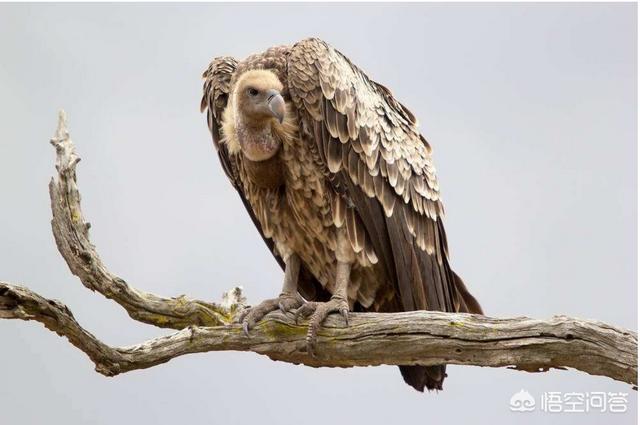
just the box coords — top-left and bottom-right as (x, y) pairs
(509, 389), (536, 412)
(509, 390), (629, 413)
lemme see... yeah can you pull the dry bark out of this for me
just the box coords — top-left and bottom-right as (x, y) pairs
(0, 111), (636, 387)
(1, 280), (637, 385)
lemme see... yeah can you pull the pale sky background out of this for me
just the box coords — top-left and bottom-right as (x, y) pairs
(0, 3), (637, 424)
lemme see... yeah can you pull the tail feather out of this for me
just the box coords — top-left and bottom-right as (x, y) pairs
(400, 365), (447, 392)
(343, 184), (483, 392)
(398, 271), (482, 392)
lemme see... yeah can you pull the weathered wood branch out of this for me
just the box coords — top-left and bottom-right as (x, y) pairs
(48, 111), (239, 328)
(1, 280), (636, 385)
(0, 111), (636, 388)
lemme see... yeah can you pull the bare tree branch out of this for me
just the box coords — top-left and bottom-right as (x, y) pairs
(48, 111), (240, 328)
(0, 111), (636, 388)
(1, 280), (636, 385)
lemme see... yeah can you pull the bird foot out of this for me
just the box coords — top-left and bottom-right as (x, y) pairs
(294, 296), (349, 357)
(237, 292), (304, 336)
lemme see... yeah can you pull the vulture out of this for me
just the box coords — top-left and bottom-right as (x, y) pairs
(201, 38), (483, 392)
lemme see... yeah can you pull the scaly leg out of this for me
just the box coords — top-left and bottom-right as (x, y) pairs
(294, 260), (351, 356)
(238, 253), (304, 336)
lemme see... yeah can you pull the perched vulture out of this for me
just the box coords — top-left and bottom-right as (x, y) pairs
(201, 38), (483, 392)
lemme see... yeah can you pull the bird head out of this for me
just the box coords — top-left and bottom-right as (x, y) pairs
(231, 70), (286, 162)
(234, 70), (285, 126)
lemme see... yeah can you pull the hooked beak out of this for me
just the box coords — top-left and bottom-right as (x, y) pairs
(266, 90), (285, 124)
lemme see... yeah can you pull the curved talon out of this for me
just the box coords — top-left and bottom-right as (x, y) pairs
(236, 307), (250, 324)
(278, 294), (303, 314)
(340, 308), (349, 326)
(296, 297), (350, 356)
(240, 295), (302, 336)
(293, 302), (316, 324)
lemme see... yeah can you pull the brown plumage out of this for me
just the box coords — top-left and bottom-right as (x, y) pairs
(201, 38), (483, 392)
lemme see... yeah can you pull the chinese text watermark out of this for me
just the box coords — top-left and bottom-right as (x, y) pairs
(509, 389), (629, 413)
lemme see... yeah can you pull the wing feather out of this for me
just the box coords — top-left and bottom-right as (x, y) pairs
(287, 38), (481, 314)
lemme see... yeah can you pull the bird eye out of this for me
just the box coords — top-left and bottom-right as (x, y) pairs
(248, 88), (259, 97)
